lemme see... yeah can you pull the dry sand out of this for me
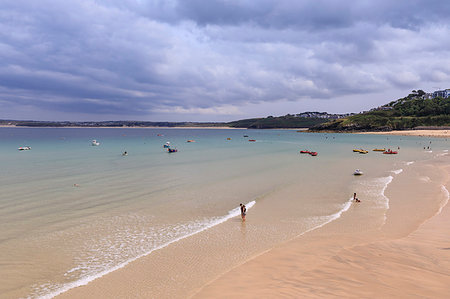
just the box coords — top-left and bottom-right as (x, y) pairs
(56, 156), (450, 299)
(361, 129), (450, 138)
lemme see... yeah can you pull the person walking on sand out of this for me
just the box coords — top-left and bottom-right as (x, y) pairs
(353, 193), (360, 203)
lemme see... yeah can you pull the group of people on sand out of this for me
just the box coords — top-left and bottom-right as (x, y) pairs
(239, 203), (247, 221)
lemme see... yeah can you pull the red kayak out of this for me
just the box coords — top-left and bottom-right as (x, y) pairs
(383, 150), (398, 154)
(309, 152), (318, 156)
(300, 150), (310, 154)
(248, 139), (256, 142)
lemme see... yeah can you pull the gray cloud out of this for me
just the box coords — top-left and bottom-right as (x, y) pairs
(0, 0), (449, 121)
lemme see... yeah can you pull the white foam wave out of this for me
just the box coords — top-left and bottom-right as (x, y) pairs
(437, 185), (450, 215)
(38, 200), (256, 299)
(391, 169), (403, 175)
(406, 161), (414, 166)
(296, 197), (353, 238)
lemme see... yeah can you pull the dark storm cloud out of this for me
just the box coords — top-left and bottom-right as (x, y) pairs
(0, 0), (449, 120)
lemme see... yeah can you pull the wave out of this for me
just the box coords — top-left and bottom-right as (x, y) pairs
(38, 200), (256, 299)
(406, 161), (415, 166)
(391, 169), (403, 175)
(436, 185), (450, 215)
(296, 197), (353, 238)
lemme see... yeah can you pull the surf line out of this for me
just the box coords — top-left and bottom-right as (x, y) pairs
(40, 200), (256, 299)
(293, 196), (354, 239)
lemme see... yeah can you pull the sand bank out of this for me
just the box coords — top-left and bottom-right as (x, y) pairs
(56, 156), (450, 299)
(361, 129), (450, 138)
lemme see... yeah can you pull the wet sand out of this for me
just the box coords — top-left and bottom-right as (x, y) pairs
(56, 157), (450, 299)
(195, 160), (450, 298)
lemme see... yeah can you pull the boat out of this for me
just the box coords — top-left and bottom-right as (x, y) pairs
(187, 140), (195, 143)
(243, 135), (249, 137)
(353, 149), (368, 154)
(248, 139), (256, 142)
(309, 152), (318, 156)
(353, 169), (363, 175)
(383, 149), (398, 154)
(226, 138), (231, 140)
(373, 148), (385, 152)
(300, 150), (310, 154)
(91, 140), (100, 146)
(163, 142), (170, 148)
(168, 148), (178, 153)
(18, 146), (31, 151)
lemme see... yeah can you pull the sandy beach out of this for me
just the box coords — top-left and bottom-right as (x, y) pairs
(195, 159), (450, 298)
(361, 129), (450, 138)
(55, 150), (450, 298)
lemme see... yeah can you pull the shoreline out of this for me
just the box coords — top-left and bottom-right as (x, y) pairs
(358, 129), (450, 138)
(55, 152), (450, 298)
(194, 157), (450, 298)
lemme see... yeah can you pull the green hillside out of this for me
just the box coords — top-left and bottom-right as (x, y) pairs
(311, 92), (450, 132)
(227, 115), (329, 129)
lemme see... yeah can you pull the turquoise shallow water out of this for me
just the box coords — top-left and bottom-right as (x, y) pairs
(0, 128), (448, 298)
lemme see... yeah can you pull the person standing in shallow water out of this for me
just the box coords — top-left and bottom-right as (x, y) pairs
(353, 193), (360, 203)
(240, 203), (247, 221)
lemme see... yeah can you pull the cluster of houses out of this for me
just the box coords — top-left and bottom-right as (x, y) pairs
(412, 89), (450, 99)
(295, 112), (355, 119)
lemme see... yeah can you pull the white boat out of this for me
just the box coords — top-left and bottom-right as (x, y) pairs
(92, 140), (100, 146)
(163, 142), (170, 148)
(353, 169), (363, 175)
(18, 146), (31, 151)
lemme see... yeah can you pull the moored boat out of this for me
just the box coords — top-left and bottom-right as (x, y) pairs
(353, 169), (363, 175)
(91, 140), (100, 146)
(248, 139), (256, 142)
(383, 149), (398, 154)
(163, 142), (170, 148)
(168, 148), (178, 153)
(373, 148), (385, 152)
(300, 150), (310, 154)
(18, 146), (31, 151)
(309, 152), (318, 156)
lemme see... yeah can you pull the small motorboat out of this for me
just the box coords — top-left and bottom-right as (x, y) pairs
(187, 140), (195, 143)
(309, 152), (318, 156)
(383, 149), (398, 154)
(243, 135), (249, 137)
(300, 150), (310, 154)
(168, 148), (178, 153)
(163, 142), (170, 148)
(248, 139), (256, 142)
(226, 138), (231, 140)
(353, 169), (363, 175)
(353, 149), (368, 154)
(18, 146), (31, 151)
(92, 140), (100, 146)
(373, 148), (385, 152)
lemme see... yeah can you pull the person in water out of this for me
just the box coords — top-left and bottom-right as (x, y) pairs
(240, 203), (247, 221)
(353, 193), (360, 202)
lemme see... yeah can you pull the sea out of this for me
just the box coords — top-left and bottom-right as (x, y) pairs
(0, 127), (448, 298)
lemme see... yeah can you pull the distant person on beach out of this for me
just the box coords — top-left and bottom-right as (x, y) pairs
(240, 203), (247, 221)
(353, 193), (360, 203)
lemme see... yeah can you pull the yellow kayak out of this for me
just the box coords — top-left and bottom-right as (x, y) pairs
(373, 148), (385, 152)
(353, 149), (368, 154)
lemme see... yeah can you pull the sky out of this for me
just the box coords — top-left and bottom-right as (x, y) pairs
(0, 0), (449, 122)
